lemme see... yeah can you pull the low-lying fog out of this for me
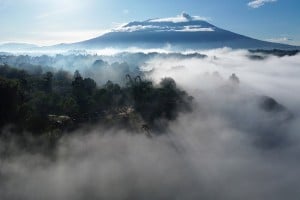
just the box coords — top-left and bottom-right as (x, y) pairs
(1, 48), (300, 200)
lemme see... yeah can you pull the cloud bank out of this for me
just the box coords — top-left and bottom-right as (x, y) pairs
(1, 48), (300, 200)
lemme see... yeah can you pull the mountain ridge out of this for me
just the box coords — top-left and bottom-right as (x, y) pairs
(68, 13), (299, 50)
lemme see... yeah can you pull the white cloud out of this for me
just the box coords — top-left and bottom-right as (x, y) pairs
(149, 13), (208, 23)
(113, 25), (160, 32)
(176, 26), (214, 32)
(113, 24), (215, 33)
(248, 0), (277, 8)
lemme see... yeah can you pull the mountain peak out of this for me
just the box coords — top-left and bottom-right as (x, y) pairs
(181, 12), (193, 21)
(112, 13), (214, 33)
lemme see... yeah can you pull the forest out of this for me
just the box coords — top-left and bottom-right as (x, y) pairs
(0, 63), (193, 146)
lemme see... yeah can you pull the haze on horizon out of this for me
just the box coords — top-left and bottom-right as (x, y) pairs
(0, 0), (299, 46)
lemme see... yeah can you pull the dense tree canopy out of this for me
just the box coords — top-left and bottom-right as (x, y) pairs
(0, 64), (193, 138)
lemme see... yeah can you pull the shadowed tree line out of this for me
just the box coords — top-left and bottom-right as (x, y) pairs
(249, 49), (299, 58)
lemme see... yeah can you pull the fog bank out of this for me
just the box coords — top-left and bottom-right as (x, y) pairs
(1, 48), (300, 200)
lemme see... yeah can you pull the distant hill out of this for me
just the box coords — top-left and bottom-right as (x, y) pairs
(0, 43), (38, 51)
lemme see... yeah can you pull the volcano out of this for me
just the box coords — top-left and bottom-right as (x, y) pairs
(66, 13), (297, 50)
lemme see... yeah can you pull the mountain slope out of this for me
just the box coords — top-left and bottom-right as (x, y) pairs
(70, 13), (297, 50)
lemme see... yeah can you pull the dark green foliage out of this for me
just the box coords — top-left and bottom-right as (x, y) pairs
(0, 77), (21, 127)
(130, 77), (192, 124)
(0, 65), (193, 136)
(43, 72), (53, 93)
(249, 49), (299, 57)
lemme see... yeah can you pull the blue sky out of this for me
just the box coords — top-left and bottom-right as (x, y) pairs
(0, 0), (299, 45)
